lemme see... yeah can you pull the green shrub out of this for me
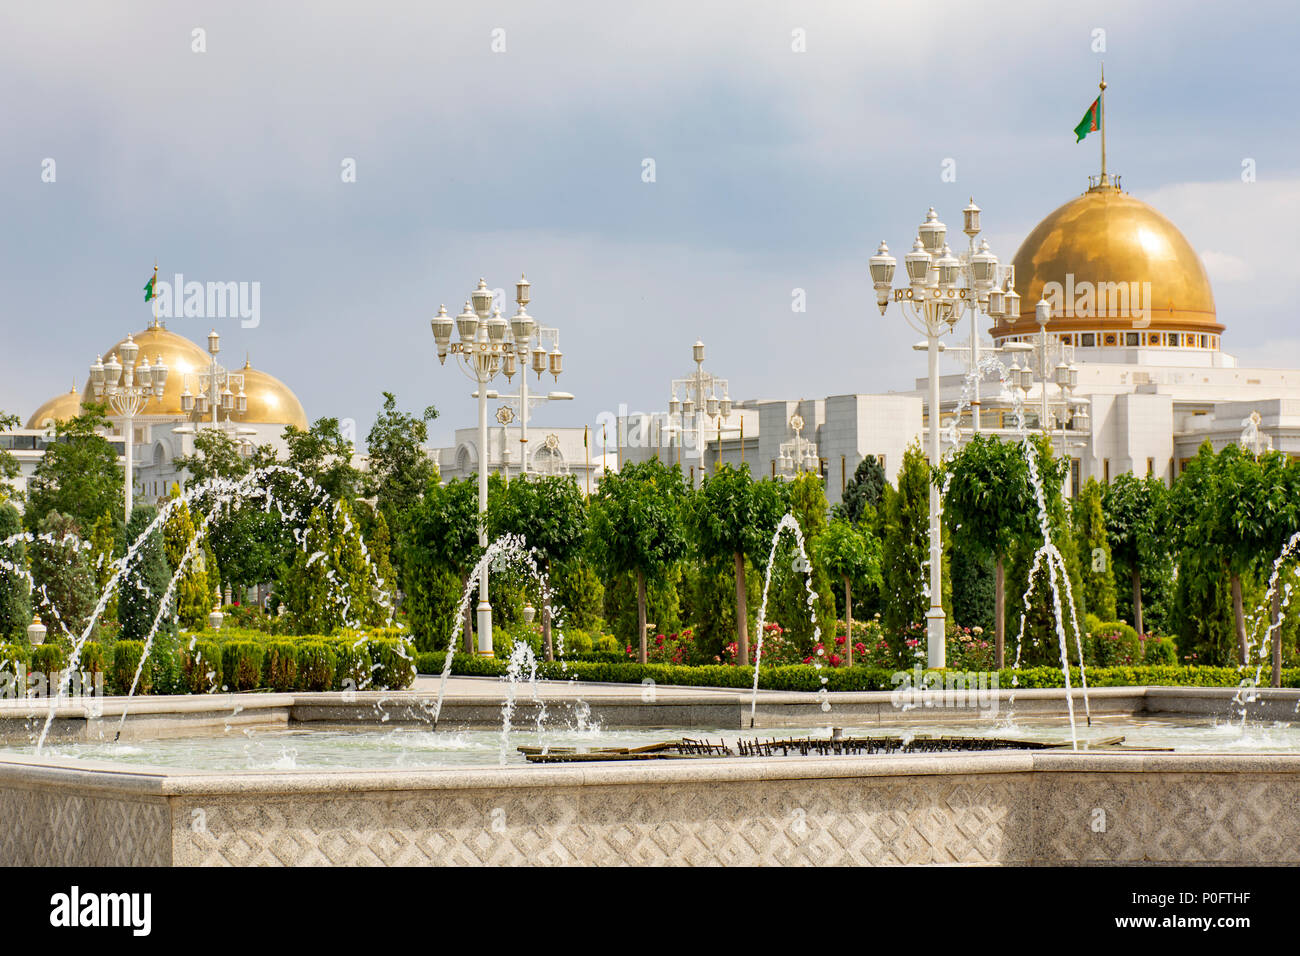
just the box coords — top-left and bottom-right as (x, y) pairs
(367, 637), (416, 690)
(595, 634), (621, 655)
(1086, 620), (1142, 666)
(332, 638), (372, 691)
(558, 628), (594, 655)
(181, 640), (222, 694)
(262, 641), (299, 692)
(29, 643), (67, 678)
(0, 643), (30, 696)
(1142, 635), (1178, 666)
(77, 641), (105, 678)
(110, 641), (153, 695)
(221, 642), (265, 691)
(292, 641), (335, 691)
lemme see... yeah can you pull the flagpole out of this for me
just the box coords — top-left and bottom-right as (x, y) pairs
(585, 425), (590, 498)
(1099, 64), (1107, 186)
(152, 261), (159, 327)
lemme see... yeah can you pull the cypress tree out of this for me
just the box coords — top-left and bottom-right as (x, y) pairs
(0, 503), (31, 639)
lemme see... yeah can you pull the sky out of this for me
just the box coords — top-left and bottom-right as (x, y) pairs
(2, 0), (1298, 452)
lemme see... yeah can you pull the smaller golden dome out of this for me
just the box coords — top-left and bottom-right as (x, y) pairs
(25, 386), (84, 430)
(236, 359), (308, 430)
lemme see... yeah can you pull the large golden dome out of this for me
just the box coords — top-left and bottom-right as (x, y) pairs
(236, 359), (308, 430)
(25, 386), (84, 430)
(993, 184), (1221, 343)
(82, 321), (212, 418)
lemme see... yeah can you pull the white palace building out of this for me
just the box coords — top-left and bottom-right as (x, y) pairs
(618, 172), (1300, 506)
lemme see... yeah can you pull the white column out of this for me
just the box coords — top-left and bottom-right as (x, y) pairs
(123, 409), (135, 522)
(926, 327), (946, 669)
(519, 366), (529, 476)
(476, 372), (492, 655)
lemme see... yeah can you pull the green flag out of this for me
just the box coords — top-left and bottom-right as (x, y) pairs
(1074, 97), (1101, 142)
(143, 272), (158, 302)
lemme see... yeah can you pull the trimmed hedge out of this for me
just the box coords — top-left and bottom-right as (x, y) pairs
(110, 641), (153, 696)
(263, 641), (299, 693)
(222, 642), (265, 691)
(296, 641), (337, 692)
(181, 640), (222, 694)
(414, 652), (1300, 691)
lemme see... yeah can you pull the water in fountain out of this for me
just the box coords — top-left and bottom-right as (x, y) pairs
(1236, 528), (1300, 721)
(35, 465), (402, 752)
(749, 512), (828, 725)
(938, 352), (1090, 747)
(429, 532), (578, 732)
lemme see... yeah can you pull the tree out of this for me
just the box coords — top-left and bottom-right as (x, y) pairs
(1103, 472), (1170, 637)
(368, 511), (397, 604)
(487, 474), (587, 660)
(281, 506), (342, 635)
(29, 512), (98, 640)
(0, 502), (31, 639)
(771, 472), (837, 651)
(172, 428), (251, 485)
(162, 488), (211, 630)
(1225, 447), (1298, 682)
(1072, 477), (1117, 621)
(400, 477), (481, 652)
(364, 392), (438, 530)
(551, 558), (605, 632)
(118, 505), (173, 645)
(0, 411), (20, 504)
(282, 417), (364, 505)
(812, 515), (881, 665)
(332, 498), (383, 628)
(588, 459), (689, 663)
(880, 442), (938, 643)
(939, 434), (1037, 667)
(839, 456), (886, 525)
(683, 463), (785, 665)
(25, 404), (122, 535)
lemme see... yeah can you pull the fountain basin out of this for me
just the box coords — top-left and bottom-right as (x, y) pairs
(2, 744), (1299, 865)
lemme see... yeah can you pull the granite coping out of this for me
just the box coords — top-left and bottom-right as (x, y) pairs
(3, 749), (1299, 799)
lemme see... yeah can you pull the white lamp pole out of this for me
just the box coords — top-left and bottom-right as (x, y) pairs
(430, 275), (539, 657)
(870, 205), (1013, 669)
(89, 335), (168, 521)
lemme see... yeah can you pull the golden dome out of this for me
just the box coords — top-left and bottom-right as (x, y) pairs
(25, 386), (84, 430)
(82, 321), (212, 418)
(994, 184), (1220, 340)
(236, 359), (308, 430)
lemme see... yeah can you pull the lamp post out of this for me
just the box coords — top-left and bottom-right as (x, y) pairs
(430, 275), (539, 657)
(869, 205), (1011, 668)
(89, 335), (168, 521)
(778, 412), (819, 477)
(179, 329), (247, 427)
(668, 340), (731, 485)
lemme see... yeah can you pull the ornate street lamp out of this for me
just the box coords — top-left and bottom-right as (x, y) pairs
(430, 275), (554, 656)
(870, 204), (1011, 668)
(667, 340), (732, 483)
(90, 335), (168, 520)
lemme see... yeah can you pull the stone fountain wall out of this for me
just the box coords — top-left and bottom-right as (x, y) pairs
(3, 752), (1298, 866)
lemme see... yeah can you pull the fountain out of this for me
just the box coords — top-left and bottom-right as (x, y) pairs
(749, 512), (829, 724)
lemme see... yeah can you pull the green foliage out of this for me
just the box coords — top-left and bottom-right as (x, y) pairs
(332, 498), (383, 627)
(162, 488), (212, 629)
(1072, 478), (1117, 620)
(0, 502), (31, 640)
(173, 428), (252, 484)
(367, 511), (397, 602)
(602, 567), (682, 647)
(364, 392), (438, 533)
(118, 505), (174, 644)
(29, 643), (67, 677)
(0, 411), (19, 503)
(400, 477), (480, 649)
(950, 534), (995, 631)
(221, 641), (266, 691)
(880, 442), (933, 636)
(181, 640), (222, 694)
(1103, 471), (1173, 633)
(333, 639), (371, 690)
(551, 558), (604, 630)
(29, 511), (98, 639)
(367, 636), (417, 689)
(589, 458), (689, 660)
(839, 456), (886, 525)
(109, 640), (152, 695)
(814, 515), (883, 610)
(263, 640), (299, 691)
(281, 417), (364, 505)
(282, 507), (342, 635)
(24, 404), (123, 535)
(295, 641), (337, 691)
